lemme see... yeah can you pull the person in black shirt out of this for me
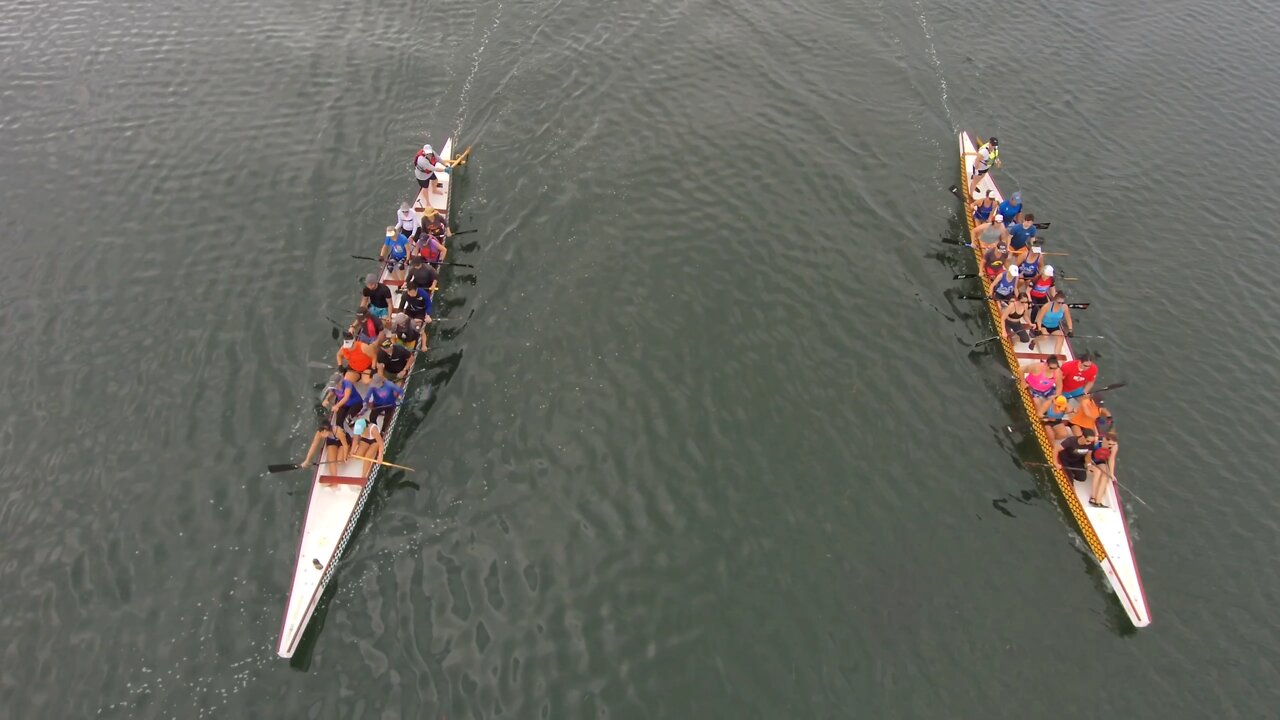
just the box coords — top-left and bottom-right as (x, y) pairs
(1057, 428), (1095, 483)
(393, 315), (421, 353)
(406, 255), (437, 292)
(360, 273), (393, 321)
(397, 282), (432, 351)
(376, 337), (412, 381)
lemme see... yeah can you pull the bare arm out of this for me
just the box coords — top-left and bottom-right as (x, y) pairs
(1063, 307), (1074, 334)
(301, 431), (324, 467)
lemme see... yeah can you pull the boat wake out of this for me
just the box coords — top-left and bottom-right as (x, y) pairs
(455, 1), (504, 141)
(914, 0), (953, 129)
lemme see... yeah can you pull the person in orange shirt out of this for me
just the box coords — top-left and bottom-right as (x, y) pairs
(1068, 396), (1103, 439)
(335, 331), (376, 382)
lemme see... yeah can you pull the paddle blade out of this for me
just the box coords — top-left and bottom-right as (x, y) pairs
(953, 273), (979, 280)
(941, 237), (972, 247)
(1093, 382), (1127, 394)
(948, 185), (966, 201)
(1067, 302), (1090, 310)
(331, 327), (340, 340)
(268, 463), (302, 473)
(1034, 222), (1051, 230)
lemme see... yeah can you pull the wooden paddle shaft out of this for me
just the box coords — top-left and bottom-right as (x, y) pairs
(349, 454), (415, 472)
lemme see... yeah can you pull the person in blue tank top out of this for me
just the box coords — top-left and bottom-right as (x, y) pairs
(1031, 289), (1074, 357)
(998, 192), (1022, 227)
(989, 264), (1021, 304)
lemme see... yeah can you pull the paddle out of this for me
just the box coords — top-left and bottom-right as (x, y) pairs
(323, 316), (345, 340)
(267, 459), (338, 474)
(351, 254), (475, 268)
(959, 294), (1089, 310)
(1021, 461), (1150, 508)
(973, 332), (1106, 348)
(349, 454), (415, 472)
(953, 272), (1077, 281)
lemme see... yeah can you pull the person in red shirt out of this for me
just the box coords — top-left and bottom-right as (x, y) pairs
(1060, 353), (1098, 399)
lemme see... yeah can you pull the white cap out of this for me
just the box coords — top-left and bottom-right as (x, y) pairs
(1006, 264), (1019, 276)
(422, 144), (434, 154)
(1044, 265), (1055, 277)
(1032, 247), (1043, 254)
(994, 214), (1004, 223)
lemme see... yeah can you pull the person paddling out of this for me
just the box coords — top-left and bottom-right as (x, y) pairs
(360, 273), (393, 321)
(336, 331), (376, 382)
(364, 373), (405, 429)
(1057, 427), (1095, 483)
(422, 206), (451, 240)
(1025, 357), (1062, 415)
(299, 418), (350, 469)
(1031, 290), (1073, 356)
(998, 191), (1023, 228)
(989, 264), (1021, 304)
(1043, 393), (1072, 442)
(975, 214), (1009, 249)
(351, 307), (384, 344)
(973, 191), (998, 224)
(983, 240), (1011, 278)
(397, 282), (433, 351)
(323, 370), (365, 430)
(1008, 213), (1038, 255)
(348, 417), (386, 477)
(395, 202), (422, 242)
(1059, 352), (1098, 399)
(1002, 294), (1035, 345)
(375, 336), (412, 382)
(1086, 432), (1119, 508)
(1026, 264), (1056, 315)
(1018, 247), (1044, 283)
(381, 225), (411, 283)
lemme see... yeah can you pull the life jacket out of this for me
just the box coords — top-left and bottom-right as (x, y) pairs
(1091, 443), (1112, 464)
(414, 150), (438, 172)
(980, 141), (999, 167)
(1029, 275), (1054, 299)
(360, 316), (378, 340)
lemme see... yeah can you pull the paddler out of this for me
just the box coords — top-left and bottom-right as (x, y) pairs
(422, 206), (451, 240)
(1030, 289), (1072, 356)
(1008, 213), (1038, 255)
(975, 213), (1010, 250)
(973, 191), (998, 224)
(1024, 357), (1062, 414)
(335, 331), (377, 382)
(323, 370), (365, 431)
(1026, 263), (1056, 315)
(1057, 427), (1095, 483)
(983, 240), (1011, 278)
(351, 306), (384, 344)
(989, 264), (1022, 304)
(360, 273), (393, 322)
(395, 202), (422, 242)
(299, 418), (351, 468)
(1059, 352), (1098, 399)
(1002, 294), (1035, 345)
(364, 373), (405, 429)
(972, 137), (1000, 179)
(998, 191), (1023, 227)
(1086, 432), (1119, 508)
(1043, 393), (1072, 442)
(348, 417), (386, 477)
(381, 225), (411, 283)
(397, 282), (433, 351)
